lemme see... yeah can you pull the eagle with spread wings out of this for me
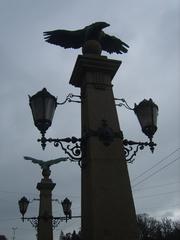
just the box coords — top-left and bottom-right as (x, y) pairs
(24, 156), (68, 170)
(43, 22), (129, 54)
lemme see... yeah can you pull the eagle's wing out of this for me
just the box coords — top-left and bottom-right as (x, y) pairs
(24, 156), (44, 165)
(46, 157), (68, 166)
(101, 33), (129, 54)
(43, 29), (85, 49)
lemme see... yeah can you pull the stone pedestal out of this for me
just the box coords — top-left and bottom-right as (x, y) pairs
(70, 55), (139, 240)
(36, 178), (55, 240)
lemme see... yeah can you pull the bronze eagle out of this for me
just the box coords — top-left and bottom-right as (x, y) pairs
(43, 22), (129, 54)
(24, 156), (68, 170)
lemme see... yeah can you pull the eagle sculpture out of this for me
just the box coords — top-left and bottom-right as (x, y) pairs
(24, 156), (68, 170)
(43, 22), (129, 54)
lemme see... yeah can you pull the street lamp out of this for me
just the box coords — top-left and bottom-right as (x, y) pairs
(134, 98), (158, 143)
(18, 197), (78, 230)
(29, 88), (159, 164)
(29, 88), (82, 163)
(114, 97), (158, 160)
(29, 88), (57, 137)
(18, 196), (29, 221)
(61, 197), (72, 222)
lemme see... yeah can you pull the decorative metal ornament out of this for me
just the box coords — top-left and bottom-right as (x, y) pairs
(37, 136), (82, 166)
(123, 139), (157, 163)
(58, 93), (81, 105)
(115, 98), (134, 110)
(84, 119), (124, 146)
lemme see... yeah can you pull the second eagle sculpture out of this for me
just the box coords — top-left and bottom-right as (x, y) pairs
(43, 22), (129, 54)
(24, 156), (68, 170)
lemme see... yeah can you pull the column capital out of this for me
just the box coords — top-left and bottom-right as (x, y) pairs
(69, 55), (121, 88)
(36, 181), (56, 192)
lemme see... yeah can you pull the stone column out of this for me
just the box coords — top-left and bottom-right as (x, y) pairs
(36, 172), (55, 240)
(70, 54), (139, 240)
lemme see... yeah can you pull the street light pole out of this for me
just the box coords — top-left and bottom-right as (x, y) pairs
(18, 158), (79, 240)
(36, 169), (55, 240)
(27, 31), (158, 240)
(69, 53), (139, 239)
(12, 227), (17, 240)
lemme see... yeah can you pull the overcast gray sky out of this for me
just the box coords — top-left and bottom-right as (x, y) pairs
(0, 0), (180, 239)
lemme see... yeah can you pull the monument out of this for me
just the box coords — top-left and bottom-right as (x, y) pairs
(44, 22), (139, 240)
(24, 156), (68, 240)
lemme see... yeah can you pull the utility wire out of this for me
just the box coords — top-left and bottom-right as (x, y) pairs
(134, 190), (180, 199)
(132, 156), (180, 188)
(132, 147), (180, 182)
(136, 203), (180, 213)
(133, 180), (180, 192)
(0, 189), (80, 201)
(0, 217), (20, 221)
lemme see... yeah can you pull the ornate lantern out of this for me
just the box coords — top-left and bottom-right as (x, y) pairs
(61, 198), (72, 222)
(18, 196), (30, 220)
(29, 88), (57, 136)
(134, 98), (158, 142)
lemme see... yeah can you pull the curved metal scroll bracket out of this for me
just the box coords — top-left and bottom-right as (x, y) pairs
(37, 136), (82, 167)
(37, 119), (157, 167)
(23, 217), (38, 230)
(114, 98), (134, 110)
(23, 215), (81, 231)
(123, 139), (157, 163)
(57, 93), (81, 105)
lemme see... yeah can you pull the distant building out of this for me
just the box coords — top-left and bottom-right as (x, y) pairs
(0, 236), (7, 240)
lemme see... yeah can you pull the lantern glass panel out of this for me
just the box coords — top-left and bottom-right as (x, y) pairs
(44, 97), (57, 122)
(30, 96), (44, 121)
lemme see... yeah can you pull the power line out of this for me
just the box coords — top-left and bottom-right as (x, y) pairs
(134, 190), (180, 199)
(0, 189), (38, 196)
(0, 189), (80, 200)
(132, 147), (180, 182)
(132, 156), (180, 188)
(133, 180), (180, 192)
(0, 218), (20, 222)
(136, 203), (180, 213)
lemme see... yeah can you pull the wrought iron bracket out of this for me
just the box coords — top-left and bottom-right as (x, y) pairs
(57, 93), (81, 105)
(38, 119), (156, 167)
(52, 215), (81, 229)
(114, 98), (134, 110)
(22, 217), (39, 230)
(22, 215), (81, 230)
(123, 139), (157, 163)
(38, 135), (82, 167)
(82, 120), (157, 163)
